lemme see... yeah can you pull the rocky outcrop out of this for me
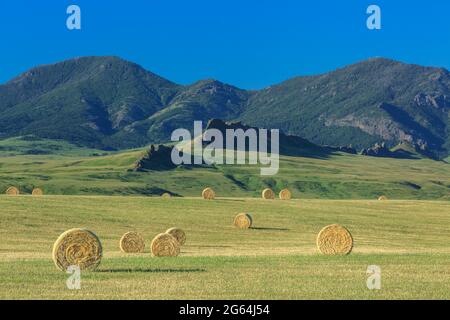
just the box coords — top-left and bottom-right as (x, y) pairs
(134, 144), (177, 171)
(360, 142), (427, 159)
(361, 142), (392, 157)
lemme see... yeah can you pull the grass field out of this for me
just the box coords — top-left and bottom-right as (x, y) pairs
(1, 141), (449, 200)
(1, 137), (449, 299)
(0, 196), (449, 299)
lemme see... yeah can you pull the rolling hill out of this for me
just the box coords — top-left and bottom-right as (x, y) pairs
(0, 56), (449, 158)
(0, 136), (449, 200)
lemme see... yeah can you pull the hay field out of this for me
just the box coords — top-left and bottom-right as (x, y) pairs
(1, 140), (449, 200)
(0, 196), (449, 299)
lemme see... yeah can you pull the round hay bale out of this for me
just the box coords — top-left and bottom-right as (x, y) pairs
(32, 188), (43, 196)
(5, 186), (19, 196)
(378, 195), (388, 201)
(316, 224), (353, 255)
(161, 192), (172, 198)
(52, 228), (102, 271)
(234, 213), (253, 229)
(151, 233), (180, 257)
(202, 187), (215, 200)
(166, 227), (186, 245)
(279, 188), (292, 200)
(261, 188), (275, 200)
(119, 231), (145, 253)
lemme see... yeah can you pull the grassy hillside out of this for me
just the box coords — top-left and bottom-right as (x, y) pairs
(0, 196), (449, 299)
(0, 136), (108, 157)
(1, 56), (449, 158)
(0, 57), (248, 149)
(0, 144), (449, 199)
(242, 58), (450, 158)
(0, 56), (179, 149)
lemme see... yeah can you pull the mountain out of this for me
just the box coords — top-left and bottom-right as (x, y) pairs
(133, 118), (340, 172)
(124, 79), (249, 145)
(242, 58), (450, 158)
(203, 119), (334, 158)
(1, 56), (449, 158)
(0, 56), (179, 149)
(0, 56), (249, 149)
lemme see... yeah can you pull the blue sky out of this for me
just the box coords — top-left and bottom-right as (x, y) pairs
(1, 0), (449, 89)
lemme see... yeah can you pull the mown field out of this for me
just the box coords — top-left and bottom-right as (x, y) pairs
(0, 136), (449, 200)
(0, 196), (449, 299)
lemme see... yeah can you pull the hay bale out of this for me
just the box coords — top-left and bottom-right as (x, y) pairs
(316, 224), (353, 255)
(32, 188), (43, 196)
(234, 213), (253, 229)
(5, 186), (19, 195)
(166, 227), (186, 245)
(202, 187), (215, 200)
(161, 192), (172, 198)
(52, 228), (102, 271)
(378, 195), (388, 201)
(261, 188), (275, 200)
(279, 188), (292, 200)
(151, 233), (180, 257)
(119, 231), (145, 253)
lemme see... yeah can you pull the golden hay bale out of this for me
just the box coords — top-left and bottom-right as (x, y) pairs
(151, 233), (180, 257)
(316, 224), (353, 255)
(234, 213), (253, 229)
(52, 228), (102, 271)
(261, 188), (275, 200)
(378, 195), (388, 201)
(279, 188), (292, 200)
(32, 188), (43, 196)
(202, 187), (215, 200)
(5, 186), (19, 195)
(166, 227), (186, 245)
(119, 231), (145, 253)
(161, 192), (172, 198)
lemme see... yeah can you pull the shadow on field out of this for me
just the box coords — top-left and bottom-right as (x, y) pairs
(250, 227), (289, 231)
(214, 198), (246, 202)
(97, 268), (206, 273)
(192, 245), (233, 248)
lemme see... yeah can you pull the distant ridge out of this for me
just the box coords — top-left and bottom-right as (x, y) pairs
(0, 56), (449, 159)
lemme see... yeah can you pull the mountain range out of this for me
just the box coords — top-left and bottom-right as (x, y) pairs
(0, 56), (449, 158)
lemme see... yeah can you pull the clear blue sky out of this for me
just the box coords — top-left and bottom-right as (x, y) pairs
(1, 0), (449, 89)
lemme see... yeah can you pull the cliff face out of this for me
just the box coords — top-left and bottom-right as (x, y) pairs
(134, 145), (177, 171)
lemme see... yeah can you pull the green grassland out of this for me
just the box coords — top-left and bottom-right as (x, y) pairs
(0, 137), (449, 199)
(0, 137), (449, 299)
(0, 136), (109, 157)
(0, 196), (449, 299)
